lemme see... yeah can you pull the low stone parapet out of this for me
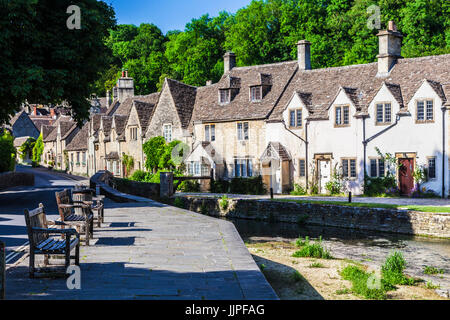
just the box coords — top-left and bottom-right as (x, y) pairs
(176, 196), (450, 238)
(0, 171), (34, 190)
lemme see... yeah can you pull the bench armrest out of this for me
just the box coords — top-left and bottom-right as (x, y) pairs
(47, 220), (68, 226)
(58, 203), (91, 209)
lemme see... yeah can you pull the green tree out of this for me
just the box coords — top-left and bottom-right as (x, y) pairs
(158, 140), (182, 170)
(18, 137), (36, 161)
(0, 130), (16, 172)
(143, 136), (166, 173)
(0, 0), (116, 125)
(32, 133), (44, 165)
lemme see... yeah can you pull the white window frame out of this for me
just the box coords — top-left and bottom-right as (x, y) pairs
(163, 124), (172, 142)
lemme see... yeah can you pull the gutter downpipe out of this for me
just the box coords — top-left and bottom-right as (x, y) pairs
(282, 120), (309, 191)
(442, 106), (447, 198)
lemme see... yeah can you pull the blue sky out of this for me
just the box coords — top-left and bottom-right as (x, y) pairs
(107, 0), (252, 34)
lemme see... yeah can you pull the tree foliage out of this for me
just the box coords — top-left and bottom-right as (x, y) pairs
(0, 130), (16, 172)
(98, 0), (449, 95)
(19, 137), (36, 161)
(0, 0), (116, 125)
(143, 136), (167, 173)
(32, 133), (44, 165)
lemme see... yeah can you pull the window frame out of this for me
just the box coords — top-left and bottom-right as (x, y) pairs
(205, 124), (216, 142)
(163, 124), (172, 142)
(375, 102), (392, 125)
(234, 158), (253, 178)
(289, 108), (303, 129)
(129, 126), (138, 141)
(416, 99), (435, 123)
(369, 158), (385, 178)
(299, 159), (306, 178)
(219, 89), (231, 104)
(341, 158), (357, 179)
(237, 122), (249, 141)
(427, 157), (436, 180)
(250, 86), (262, 102)
(335, 105), (350, 127)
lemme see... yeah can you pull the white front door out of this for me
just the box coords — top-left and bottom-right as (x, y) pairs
(319, 160), (330, 194)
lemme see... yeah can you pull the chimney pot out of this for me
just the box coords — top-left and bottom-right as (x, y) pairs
(297, 40), (311, 70)
(224, 51), (236, 74)
(121, 70), (125, 78)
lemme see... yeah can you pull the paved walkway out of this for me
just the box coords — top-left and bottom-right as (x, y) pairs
(5, 198), (277, 300)
(177, 193), (450, 207)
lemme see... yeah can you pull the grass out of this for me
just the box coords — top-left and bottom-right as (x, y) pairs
(335, 288), (352, 295)
(340, 265), (387, 300)
(425, 281), (440, 289)
(423, 266), (445, 275)
(309, 262), (325, 268)
(292, 236), (333, 259)
(274, 199), (449, 213)
(381, 251), (416, 286)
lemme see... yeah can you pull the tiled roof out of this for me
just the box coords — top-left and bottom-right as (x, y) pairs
(270, 54), (450, 121)
(133, 100), (155, 134)
(43, 126), (57, 142)
(66, 124), (88, 151)
(60, 121), (77, 140)
(166, 78), (197, 129)
(192, 60), (298, 123)
(105, 151), (119, 160)
(101, 116), (113, 138)
(261, 142), (291, 161)
(111, 92), (161, 117)
(41, 125), (55, 140)
(112, 114), (128, 136)
(13, 136), (32, 147)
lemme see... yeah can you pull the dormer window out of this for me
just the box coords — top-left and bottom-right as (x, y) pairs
(375, 103), (392, 125)
(219, 89), (230, 104)
(289, 109), (302, 128)
(416, 100), (434, 122)
(250, 86), (262, 102)
(335, 105), (350, 127)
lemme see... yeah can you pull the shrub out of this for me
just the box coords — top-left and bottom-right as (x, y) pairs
(0, 130), (16, 172)
(229, 176), (266, 195)
(291, 183), (307, 195)
(325, 166), (343, 195)
(364, 175), (398, 197)
(211, 179), (230, 193)
(340, 265), (387, 300)
(178, 179), (200, 192)
(295, 236), (309, 247)
(219, 195), (229, 210)
(292, 236), (332, 259)
(173, 197), (184, 208)
(129, 170), (151, 182)
(381, 251), (415, 286)
(423, 266), (444, 275)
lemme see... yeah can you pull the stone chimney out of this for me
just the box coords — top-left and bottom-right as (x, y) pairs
(224, 51), (236, 74)
(297, 40), (311, 71)
(106, 90), (111, 107)
(377, 21), (403, 76)
(116, 69), (134, 103)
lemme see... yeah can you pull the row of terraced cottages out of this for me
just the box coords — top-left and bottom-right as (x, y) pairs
(40, 22), (450, 197)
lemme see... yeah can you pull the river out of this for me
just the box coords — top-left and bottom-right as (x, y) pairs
(224, 217), (450, 296)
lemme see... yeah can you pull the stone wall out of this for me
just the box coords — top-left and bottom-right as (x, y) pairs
(175, 196), (450, 238)
(111, 177), (160, 200)
(0, 171), (34, 190)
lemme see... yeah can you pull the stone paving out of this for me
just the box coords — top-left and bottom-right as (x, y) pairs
(5, 198), (277, 300)
(177, 192), (450, 207)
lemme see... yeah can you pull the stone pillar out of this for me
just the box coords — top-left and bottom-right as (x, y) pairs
(224, 51), (236, 74)
(1, 241), (5, 300)
(160, 172), (174, 198)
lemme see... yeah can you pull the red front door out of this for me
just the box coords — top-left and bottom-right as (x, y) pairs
(398, 158), (414, 196)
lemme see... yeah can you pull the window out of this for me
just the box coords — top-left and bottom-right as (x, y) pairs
(219, 89), (230, 104)
(289, 109), (303, 128)
(82, 152), (86, 166)
(76, 152), (80, 164)
(428, 157), (436, 179)
(163, 124), (172, 142)
(205, 124), (215, 142)
(234, 159), (253, 177)
(376, 103), (392, 124)
(417, 100), (434, 122)
(342, 158), (357, 178)
(237, 122), (249, 141)
(250, 86), (262, 101)
(335, 106), (350, 126)
(299, 159), (306, 177)
(130, 127), (138, 140)
(370, 158), (385, 177)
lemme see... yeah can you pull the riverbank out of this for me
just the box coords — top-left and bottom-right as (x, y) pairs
(245, 239), (447, 300)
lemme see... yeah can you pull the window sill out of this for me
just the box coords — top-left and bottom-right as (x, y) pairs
(334, 124), (350, 128)
(375, 122), (392, 126)
(415, 120), (435, 124)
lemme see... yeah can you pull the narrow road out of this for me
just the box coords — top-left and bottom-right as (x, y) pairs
(0, 166), (88, 263)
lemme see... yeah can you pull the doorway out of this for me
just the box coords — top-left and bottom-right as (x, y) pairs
(319, 160), (331, 194)
(398, 158), (414, 196)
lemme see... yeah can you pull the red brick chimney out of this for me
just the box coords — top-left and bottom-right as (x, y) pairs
(33, 106), (37, 116)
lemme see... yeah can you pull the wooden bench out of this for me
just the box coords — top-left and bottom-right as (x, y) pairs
(55, 189), (94, 246)
(24, 203), (80, 278)
(72, 188), (105, 227)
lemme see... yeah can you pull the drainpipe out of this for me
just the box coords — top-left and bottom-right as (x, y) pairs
(442, 106), (447, 198)
(282, 120), (309, 191)
(363, 117), (367, 188)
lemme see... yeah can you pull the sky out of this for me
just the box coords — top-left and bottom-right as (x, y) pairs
(107, 0), (252, 34)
